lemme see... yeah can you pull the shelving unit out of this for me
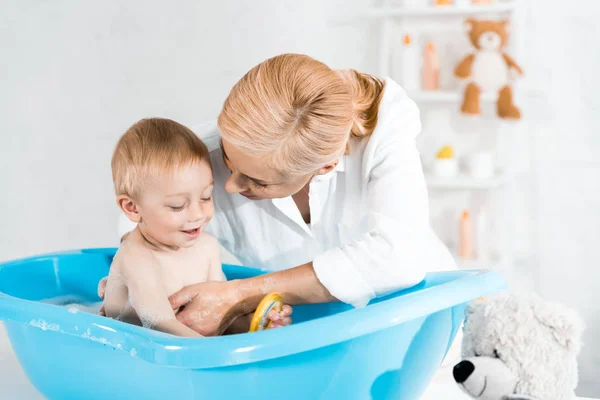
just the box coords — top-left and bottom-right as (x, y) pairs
(408, 90), (497, 103)
(455, 256), (502, 270)
(367, 0), (531, 279)
(365, 1), (516, 18)
(425, 171), (508, 190)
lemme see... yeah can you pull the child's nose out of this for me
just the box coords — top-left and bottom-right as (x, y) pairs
(189, 204), (205, 222)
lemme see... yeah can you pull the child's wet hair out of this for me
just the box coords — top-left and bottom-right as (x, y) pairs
(112, 118), (211, 198)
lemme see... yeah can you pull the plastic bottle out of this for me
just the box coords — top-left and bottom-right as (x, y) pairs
(423, 41), (440, 91)
(401, 34), (420, 92)
(402, 0), (423, 8)
(475, 207), (490, 261)
(459, 210), (474, 259)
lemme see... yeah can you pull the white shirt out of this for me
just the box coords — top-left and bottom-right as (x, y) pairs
(118, 78), (455, 308)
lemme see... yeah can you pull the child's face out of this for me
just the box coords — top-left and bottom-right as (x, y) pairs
(136, 161), (214, 248)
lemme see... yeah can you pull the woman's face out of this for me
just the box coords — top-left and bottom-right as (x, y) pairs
(220, 139), (329, 200)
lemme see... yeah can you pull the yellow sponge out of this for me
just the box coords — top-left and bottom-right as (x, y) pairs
(436, 145), (454, 159)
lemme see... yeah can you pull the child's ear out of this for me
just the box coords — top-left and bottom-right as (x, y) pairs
(117, 195), (141, 223)
(465, 298), (487, 319)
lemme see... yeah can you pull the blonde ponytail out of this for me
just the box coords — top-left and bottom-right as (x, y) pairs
(337, 69), (386, 139)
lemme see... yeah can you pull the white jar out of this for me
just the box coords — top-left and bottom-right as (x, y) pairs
(403, 0), (423, 8)
(432, 158), (459, 178)
(468, 152), (494, 179)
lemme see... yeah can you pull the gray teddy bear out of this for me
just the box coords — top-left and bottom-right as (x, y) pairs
(453, 293), (584, 400)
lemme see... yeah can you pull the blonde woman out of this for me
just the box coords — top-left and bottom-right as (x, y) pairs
(115, 54), (455, 336)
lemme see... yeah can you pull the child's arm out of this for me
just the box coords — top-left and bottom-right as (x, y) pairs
(122, 249), (202, 338)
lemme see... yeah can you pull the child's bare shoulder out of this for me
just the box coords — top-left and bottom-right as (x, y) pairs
(113, 234), (158, 276)
(187, 232), (220, 263)
(195, 231), (220, 249)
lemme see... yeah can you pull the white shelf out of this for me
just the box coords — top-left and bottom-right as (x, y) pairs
(455, 256), (502, 270)
(425, 172), (508, 190)
(408, 90), (496, 103)
(365, 2), (516, 18)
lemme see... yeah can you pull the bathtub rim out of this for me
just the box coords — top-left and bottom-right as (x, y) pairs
(0, 248), (507, 369)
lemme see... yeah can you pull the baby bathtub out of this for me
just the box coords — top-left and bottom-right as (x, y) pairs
(0, 248), (506, 400)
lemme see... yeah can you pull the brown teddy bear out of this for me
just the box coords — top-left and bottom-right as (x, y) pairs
(454, 19), (523, 119)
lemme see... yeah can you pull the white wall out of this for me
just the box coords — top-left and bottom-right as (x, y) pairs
(1, 0), (599, 397)
(0, 0), (373, 260)
(523, 0), (600, 395)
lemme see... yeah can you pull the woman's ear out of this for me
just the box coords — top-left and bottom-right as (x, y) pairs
(316, 160), (339, 176)
(117, 195), (142, 223)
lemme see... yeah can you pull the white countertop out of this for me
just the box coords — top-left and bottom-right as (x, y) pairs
(0, 323), (594, 400)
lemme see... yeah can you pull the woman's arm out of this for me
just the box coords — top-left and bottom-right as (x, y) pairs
(170, 263), (332, 336)
(310, 91), (457, 308)
(233, 262), (337, 308)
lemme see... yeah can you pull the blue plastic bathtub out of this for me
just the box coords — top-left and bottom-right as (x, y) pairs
(0, 248), (506, 400)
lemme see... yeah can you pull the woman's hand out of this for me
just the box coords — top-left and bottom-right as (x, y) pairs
(169, 280), (245, 336)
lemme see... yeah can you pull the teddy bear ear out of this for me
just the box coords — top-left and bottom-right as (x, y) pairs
(465, 298), (487, 318)
(499, 19), (511, 33)
(534, 302), (585, 354)
(464, 18), (477, 33)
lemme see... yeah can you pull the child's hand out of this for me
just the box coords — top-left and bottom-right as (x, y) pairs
(267, 305), (293, 329)
(97, 277), (108, 316)
(98, 277), (108, 299)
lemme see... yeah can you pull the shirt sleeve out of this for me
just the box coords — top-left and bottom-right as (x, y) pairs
(312, 91), (450, 308)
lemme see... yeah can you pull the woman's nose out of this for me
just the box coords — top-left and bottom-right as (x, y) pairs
(224, 174), (245, 194)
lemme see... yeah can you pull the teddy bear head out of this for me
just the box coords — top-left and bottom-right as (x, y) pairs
(454, 293), (584, 400)
(465, 18), (510, 51)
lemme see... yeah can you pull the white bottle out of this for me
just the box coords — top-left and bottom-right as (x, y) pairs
(468, 151), (495, 179)
(403, 0), (423, 8)
(475, 207), (490, 262)
(401, 34), (420, 92)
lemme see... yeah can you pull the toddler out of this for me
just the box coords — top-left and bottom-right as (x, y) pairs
(102, 118), (289, 337)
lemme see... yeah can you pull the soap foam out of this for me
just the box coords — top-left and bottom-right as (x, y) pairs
(41, 295), (102, 314)
(29, 319), (60, 331)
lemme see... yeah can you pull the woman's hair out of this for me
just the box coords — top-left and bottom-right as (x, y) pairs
(112, 118), (210, 198)
(217, 54), (385, 177)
